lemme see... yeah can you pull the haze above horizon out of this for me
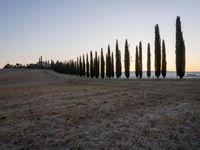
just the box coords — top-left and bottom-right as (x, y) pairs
(0, 0), (199, 71)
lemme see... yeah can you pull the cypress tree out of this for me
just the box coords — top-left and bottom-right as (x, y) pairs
(77, 57), (80, 76)
(51, 60), (55, 70)
(76, 61), (78, 76)
(124, 39), (130, 79)
(71, 61), (73, 75)
(70, 60), (73, 75)
(111, 52), (114, 78)
(83, 54), (85, 77)
(107, 45), (111, 78)
(106, 54), (108, 78)
(40, 57), (42, 69)
(72, 60), (75, 75)
(147, 43), (151, 78)
(69, 60), (71, 75)
(90, 51), (94, 78)
(101, 48), (105, 78)
(135, 46), (139, 78)
(80, 56), (83, 77)
(94, 51), (98, 78)
(176, 16), (185, 78)
(70, 60), (72, 75)
(162, 40), (167, 78)
(70, 61), (72, 75)
(154, 24), (161, 78)
(74, 60), (76, 75)
(139, 41), (143, 79)
(93, 52), (96, 78)
(97, 56), (100, 78)
(115, 39), (122, 78)
(86, 53), (89, 78)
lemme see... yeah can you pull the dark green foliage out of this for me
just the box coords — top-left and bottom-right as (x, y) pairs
(94, 51), (99, 78)
(97, 56), (100, 78)
(77, 57), (80, 76)
(124, 39), (130, 79)
(139, 42), (143, 79)
(176, 16), (185, 79)
(94, 51), (97, 77)
(3, 64), (12, 69)
(154, 24), (161, 78)
(71, 60), (76, 75)
(83, 54), (85, 77)
(106, 45), (112, 78)
(90, 51), (94, 78)
(54, 61), (67, 74)
(106, 54), (108, 78)
(74, 61), (77, 76)
(39, 56), (42, 69)
(147, 43), (151, 78)
(111, 52), (114, 78)
(115, 40), (121, 78)
(86, 53), (89, 78)
(79, 56), (82, 77)
(101, 48), (105, 78)
(68, 60), (72, 75)
(51, 60), (55, 70)
(135, 46), (139, 78)
(51, 54), (87, 78)
(162, 40), (167, 78)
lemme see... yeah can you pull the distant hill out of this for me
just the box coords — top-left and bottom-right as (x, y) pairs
(0, 69), (66, 87)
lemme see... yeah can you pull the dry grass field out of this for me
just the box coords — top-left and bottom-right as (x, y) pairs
(0, 69), (200, 149)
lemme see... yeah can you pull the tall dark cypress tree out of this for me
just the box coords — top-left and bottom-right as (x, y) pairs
(176, 16), (185, 79)
(97, 56), (99, 78)
(155, 24), (161, 78)
(69, 61), (71, 74)
(124, 39), (130, 79)
(101, 48), (105, 79)
(51, 60), (55, 70)
(94, 51), (98, 78)
(93, 51), (96, 78)
(79, 56), (82, 77)
(147, 43), (151, 78)
(72, 60), (75, 75)
(111, 52), (114, 78)
(107, 45), (111, 78)
(106, 54), (108, 78)
(77, 57), (80, 76)
(115, 40), (121, 78)
(90, 51), (94, 78)
(135, 46), (139, 78)
(139, 41), (143, 79)
(162, 40), (167, 78)
(83, 54), (85, 77)
(86, 53), (89, 78)
(74, 61), (77, 76)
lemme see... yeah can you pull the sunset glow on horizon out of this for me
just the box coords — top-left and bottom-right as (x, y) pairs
(0, 0), (199, 71)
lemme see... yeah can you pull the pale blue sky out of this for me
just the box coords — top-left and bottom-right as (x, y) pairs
(0, 0), (199, 71)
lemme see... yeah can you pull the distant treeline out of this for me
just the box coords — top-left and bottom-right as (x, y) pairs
(4, 17), (185, 79)
(51, 17), (185, 79)
(4, 56), (51, 69)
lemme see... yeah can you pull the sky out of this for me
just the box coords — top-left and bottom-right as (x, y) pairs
(0, 0), (200, 71)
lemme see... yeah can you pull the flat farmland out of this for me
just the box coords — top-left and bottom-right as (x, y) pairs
(0, 69), (200, 149)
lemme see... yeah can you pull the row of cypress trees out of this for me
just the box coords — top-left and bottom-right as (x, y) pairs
(52, 16), (185, 79)
(154, 24), (167, 78)
(51, 39), (166, 79)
